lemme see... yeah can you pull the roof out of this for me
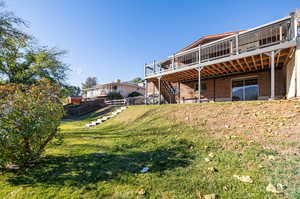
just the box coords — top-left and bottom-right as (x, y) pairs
(178, 31), (242, 53)
(87, 81), (143, 91)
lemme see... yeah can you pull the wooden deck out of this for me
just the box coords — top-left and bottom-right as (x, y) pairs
(144, 11), (299, 104)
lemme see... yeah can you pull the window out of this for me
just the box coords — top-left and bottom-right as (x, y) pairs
(195, 82), (207, 92)
(113, 85), (118, 90)
(232, 78), (258, 101)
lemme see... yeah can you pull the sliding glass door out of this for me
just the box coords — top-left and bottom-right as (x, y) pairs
(232, 78), (258, 101)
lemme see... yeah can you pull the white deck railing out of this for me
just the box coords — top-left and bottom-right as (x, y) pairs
(145, 14), (298, 78)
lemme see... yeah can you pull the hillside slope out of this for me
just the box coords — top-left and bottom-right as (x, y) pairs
(1, 100), (300, 198)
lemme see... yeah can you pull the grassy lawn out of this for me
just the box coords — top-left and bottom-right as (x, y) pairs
(1, 103), (300, 198)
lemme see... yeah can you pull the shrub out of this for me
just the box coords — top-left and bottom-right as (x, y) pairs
(107, 91), (123, 100)
(128, 91), (142, 98)
(0, 80), (64, 168)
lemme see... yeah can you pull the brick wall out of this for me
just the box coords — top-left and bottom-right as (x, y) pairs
(146, 67), (286, 103)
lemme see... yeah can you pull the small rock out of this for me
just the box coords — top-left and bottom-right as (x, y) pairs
(204, 194), (218, 199)
(204, 158), (210, 162)
(223, 186), (229, 191)
(233, 175), (253, 183)
(266, 129), (272, 133)
(267, 132), (273, 137)
(266, 183), (283, 194)
(224, 124), (230, 128)
(6, 164), (20, 170)
(268, 155), (276, 160)
(277, 183), (287, 191)
(138, 189), (145, 195)
(208, 167), (218, 172)
(208, 152), (214, 158)
(10, 187), (24, 196)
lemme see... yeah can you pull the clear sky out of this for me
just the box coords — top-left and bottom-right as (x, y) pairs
(6, 0), (300, 86)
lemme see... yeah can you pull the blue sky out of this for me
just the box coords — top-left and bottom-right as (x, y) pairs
(7, 0), (299, 86)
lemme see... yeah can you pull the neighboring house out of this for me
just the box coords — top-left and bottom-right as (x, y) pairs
(67, 96), (83, 105)
(144, 10), (300, 104)
(85, 81), (145, 99)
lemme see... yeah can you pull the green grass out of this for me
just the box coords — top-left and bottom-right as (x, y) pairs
(0, 104), (299, 198)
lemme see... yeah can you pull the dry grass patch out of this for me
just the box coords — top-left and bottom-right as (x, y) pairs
(165, 100), (300, 154)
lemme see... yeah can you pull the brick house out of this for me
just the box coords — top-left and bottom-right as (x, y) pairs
(85, 81), (145, 99)
(144, 10), (300, 104)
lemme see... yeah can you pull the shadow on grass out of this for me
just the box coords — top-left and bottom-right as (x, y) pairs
(63, 106), (115, 122)
(7, 140), (194, 187)
(63, 123), (182, 140)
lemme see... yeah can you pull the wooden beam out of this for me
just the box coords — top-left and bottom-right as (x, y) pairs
(283, 47), (295, 66)
(276, 50), (281, 67)
(208, 65), (222, 75)
(243, 57), (251, 71)
(202, 67), (215, 75)
(236, 59), (246, 72)
(219, 62), (234, 73)
(209, 64), (223, 74)
(229, 60), (240, 71)
(251, 55), (258, 70)
(215, 63), (230, 73)
(260, 54), (264, 69)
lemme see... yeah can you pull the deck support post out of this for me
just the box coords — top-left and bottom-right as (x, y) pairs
(158, 76), (161, 105)
(197, 67), (202, 103)
(152, 81), (155, 104)
(270, 51), (275, 100)
(145, 79), (148, 105)
(144, 64), (148, 105)
(296, 38), (300, 97)
(264, 50), (280, 100)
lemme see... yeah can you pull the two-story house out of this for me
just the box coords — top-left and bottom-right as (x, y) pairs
(144, 10), (300, 104)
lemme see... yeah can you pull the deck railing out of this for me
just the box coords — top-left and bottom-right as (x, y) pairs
(145, 15), (297, 77)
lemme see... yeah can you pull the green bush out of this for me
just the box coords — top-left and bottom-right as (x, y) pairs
(127, 91), (142, 98)
(107, 91), (123, 100)
(0, 80), (64, 168)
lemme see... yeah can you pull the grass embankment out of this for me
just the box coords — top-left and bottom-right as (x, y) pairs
(1, 101), (300, 198)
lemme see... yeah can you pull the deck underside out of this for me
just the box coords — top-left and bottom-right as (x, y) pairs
(147, 46), (295, 83)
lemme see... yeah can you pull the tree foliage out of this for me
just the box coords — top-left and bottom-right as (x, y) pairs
(0, 39), (69, 85)
(82, 76), (97, 91)
(128, 91), (142, 98)
(0, 1), (29, 44)
(131, 77), (142, 83)
(0, 2), (69, 169)
(0, 80), (64, 168)
(107, 91), (123, 100)
(60, 85), (81, 98)
(0, 2), (69, 86)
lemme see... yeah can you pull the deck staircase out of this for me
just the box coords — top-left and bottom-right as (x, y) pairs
(153, 79), (176, 104)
